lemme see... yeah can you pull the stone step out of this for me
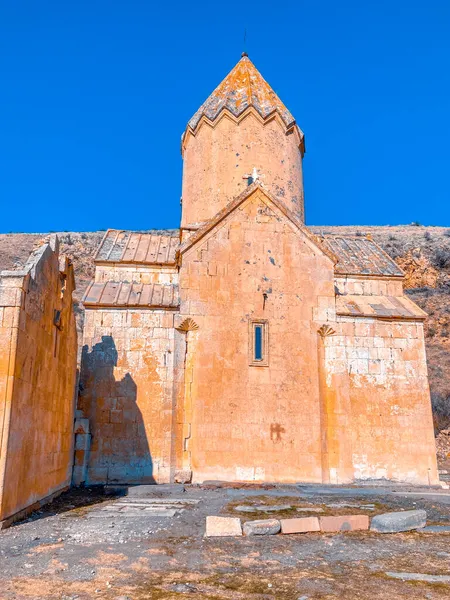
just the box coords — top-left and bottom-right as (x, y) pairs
(120, 498), (199, 505)
(87, 509), (178, 518)
(100, 505), (184, 513)
(126, 484), (185, 497)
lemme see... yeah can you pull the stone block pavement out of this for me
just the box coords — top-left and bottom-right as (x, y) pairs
(2, 482), (450, 599)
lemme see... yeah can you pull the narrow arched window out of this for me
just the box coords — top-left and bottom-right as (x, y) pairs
(249, 320), (269, 366)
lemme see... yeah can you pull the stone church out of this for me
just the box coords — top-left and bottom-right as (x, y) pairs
(0, 53), (441, 528)
(73, 53), (438, 487)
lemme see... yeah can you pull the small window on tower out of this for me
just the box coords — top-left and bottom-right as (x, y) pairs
(249, 320), (269, 366)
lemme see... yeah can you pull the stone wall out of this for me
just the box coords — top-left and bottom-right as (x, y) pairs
(78, 307), (178, 484)
(319, 317), (439, 485)
(179, 187), (335, 483)
(0, 238), (77, 525)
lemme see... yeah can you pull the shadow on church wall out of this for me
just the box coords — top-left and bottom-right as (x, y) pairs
(78, 335), (155, 484)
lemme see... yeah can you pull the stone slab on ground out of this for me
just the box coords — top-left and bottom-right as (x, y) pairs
(205, 516), (242, 537)
(259, 504), (292, 512)
(243, 519), (281, 535)
(114, 498), (200, 506)
(126, 484), (185, 497)
(233, 503), (292, 513)
(319, 515), (369, 532)
(420, 525), (450, 533)
(296, 507), (324, 513)
(385, 572), (450, 583)
(233, 505), (258, 512)
(87, 509), (178, 518)
(281, 517), (320, 534)
(370, 510), (426, 533)
(326, 503), (375, 510)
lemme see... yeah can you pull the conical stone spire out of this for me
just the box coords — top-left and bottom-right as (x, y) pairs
(187, 54), (296, 132)
(181, 54), (305, 228)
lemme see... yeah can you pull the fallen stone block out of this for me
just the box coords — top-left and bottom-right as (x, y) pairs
(319, 515), (369, 532)
(243, 519), (281, 536)
(370, 510), (426, 533)
(280, 517), (320, 534)
(205, 516), (242, 537)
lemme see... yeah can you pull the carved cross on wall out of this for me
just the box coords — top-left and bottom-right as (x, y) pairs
(243, 167), (264, 186)
(270, 423), (285, 443)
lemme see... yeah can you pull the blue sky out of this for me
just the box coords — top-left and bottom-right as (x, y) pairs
(1, 1), (449, 232)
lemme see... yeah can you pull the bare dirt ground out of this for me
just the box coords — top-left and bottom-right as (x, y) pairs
(2, 483), (450, 600)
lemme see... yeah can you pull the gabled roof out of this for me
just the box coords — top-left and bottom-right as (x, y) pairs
(187, 54), (297, 133)
(178, 182), (338, 264)
(320, 235), (404, 278)
(83, 281), (179, 309)
(94, 229), (179, 265)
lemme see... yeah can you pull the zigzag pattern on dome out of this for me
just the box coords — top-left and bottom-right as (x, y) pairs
(186, 55), (297, 133)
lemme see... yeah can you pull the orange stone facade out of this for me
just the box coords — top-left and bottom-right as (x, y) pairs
(0, 238), (77, 525)
(78, 55), (438, 486)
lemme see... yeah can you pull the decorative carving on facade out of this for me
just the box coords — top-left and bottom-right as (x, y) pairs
(176, 317), (199, 332)
(318, 324), (336, 338)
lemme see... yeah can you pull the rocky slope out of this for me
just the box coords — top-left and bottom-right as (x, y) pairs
(1, 225), (449, 437)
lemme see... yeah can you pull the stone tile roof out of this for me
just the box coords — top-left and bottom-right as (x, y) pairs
(187, 55), (296, 131)
(82, 281), (179, 309)
(321, 236), (404, 277)
(94, 230), (179, 265)
(336, 294), (426, 320)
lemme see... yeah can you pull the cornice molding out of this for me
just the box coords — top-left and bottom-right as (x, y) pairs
(181, 106), (305, 157)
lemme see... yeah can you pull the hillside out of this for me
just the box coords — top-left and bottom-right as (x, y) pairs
(1, 225), (450, 441)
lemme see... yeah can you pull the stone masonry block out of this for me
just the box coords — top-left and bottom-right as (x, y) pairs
(280, 517), (320, 534)
(319, 515), (369, 532)
(243, 519), (281, 536)
(370, 510), (427, 533)
(205, 516), (242, 537)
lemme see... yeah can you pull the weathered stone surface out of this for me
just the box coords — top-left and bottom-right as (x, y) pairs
(385, 572), (450, 583)
(370, 510), (426, 533)
(420, 525), (450, 533)
(243, 519), (281, 536)
(205, 516), (242, 537)
(259, 505), (292, 513)
(173, 469), (192, 484)
(234, 505), (258, 513)
(281, 517), (320, 534)
(319, 515), (369, 532)
(234, 504), (292, 513)
(0, 237), (77, 526)
(127, 485), (184, 498)
(327, 503), (375, 510)
(296, 507), (324, 513)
